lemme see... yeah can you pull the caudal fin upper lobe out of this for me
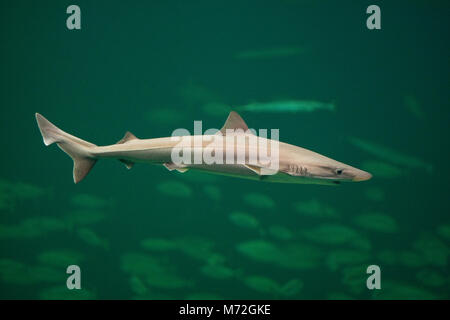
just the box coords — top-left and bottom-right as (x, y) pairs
(35, 113), (97, 183)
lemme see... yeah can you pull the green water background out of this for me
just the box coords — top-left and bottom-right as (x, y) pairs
(1, 0), (449, 299)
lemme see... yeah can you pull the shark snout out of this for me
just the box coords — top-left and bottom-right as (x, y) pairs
(352, 170), (372, 182)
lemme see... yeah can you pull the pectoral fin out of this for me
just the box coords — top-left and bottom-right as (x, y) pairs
(244, 164), (278, 176)
(163, 162), (189, 173)
(119, 159), (134, 169)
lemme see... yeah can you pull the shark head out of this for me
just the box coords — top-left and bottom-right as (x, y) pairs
(299, 162), (372, 184)
(281, 145), (372, 184)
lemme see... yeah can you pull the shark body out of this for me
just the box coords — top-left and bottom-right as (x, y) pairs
(35, 111), (372, 184)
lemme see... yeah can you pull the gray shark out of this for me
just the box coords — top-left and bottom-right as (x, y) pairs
(35, 111), (371, 185)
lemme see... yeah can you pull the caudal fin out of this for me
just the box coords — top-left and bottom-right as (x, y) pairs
(35, 113), (97, 184)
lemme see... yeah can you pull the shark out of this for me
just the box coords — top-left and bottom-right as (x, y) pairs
(35, 111), (372, 185)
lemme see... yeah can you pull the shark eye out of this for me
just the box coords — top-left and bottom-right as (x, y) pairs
(336, 169), (343, 175)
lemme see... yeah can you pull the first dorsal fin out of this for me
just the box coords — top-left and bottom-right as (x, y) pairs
(117, 131), (138, 144)
(220, 111), (249, 135)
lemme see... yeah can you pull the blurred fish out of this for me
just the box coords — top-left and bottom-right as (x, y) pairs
(372, 281), (437, 299)
(0, 179), (46, 200)
(0, 178), (46, 211)
(404, 95), (424, 119)
(0, 259), (64, 285)
(360, 160), (403, 179)
(326, 250), (371, 271)
(412, 235), (449, 267)
(237, 240), (321, 270)
(132, 291), (173, 300)
(202, 185), (222, 201)
(399, 250), (427, 268)
(145, 107), (186, 125)
(178, 170), (219, 183)
(243, 275), (281, 295)
(353, 213), (398, 233)
(140, 238), (178, 251)
(0, 217), (66, 239)
(185, 293), (223, 300)
(328, 292), (355, 300)
(200, 261), (235, 280)
(129, 276), (148, 295)
(351, 235), (372, 251)
(39, 285), (96, 300)
(140, 236), (220, 264)
(202, 102), (230, 117)
(293, 199), (339, 218)
(268, 225), (294, 241)
(349, 137), (433, 173)
(279, 279), (303, 297)
(340, 265), (368, 295)
(0, 259), (35, 285)
(364, 187), (385, 202)
(228, 211), (260, 229)
(179, 82), (220, 106)
(65, 209), (106, 227)
(176, 237), (217, 262)
(436, 224), (450, 241)
(235, 46), (305, 59)
(243, 193), (275, 209)
(37, 250), (84, 268)
(377, 250), (398, 265)
(415, 270), (446, 287)
(70, 193), (110, 209)
(121, 253), (192, 289)
(31, 265), (66, 283)
(236, 240), (284, 264)
(76, 228), (109, 250)
(156, 180), (192, 198)
(302, 224), (361, 246)
(235, 100), (335, 113)
(280, 243), (322, 269)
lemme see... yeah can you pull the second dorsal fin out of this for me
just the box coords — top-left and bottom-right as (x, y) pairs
(117, 131), (138, 144)
(220, 111), (249, 135)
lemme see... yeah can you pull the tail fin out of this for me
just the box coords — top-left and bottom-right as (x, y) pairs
(35, 113), (97, 184)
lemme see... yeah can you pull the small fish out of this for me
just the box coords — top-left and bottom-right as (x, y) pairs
(0, 217), (66, 239)
(243, 275), (281, 295)
(235, 46), (304, 59)
(353, 213), (398, 233)
(326, 250), (371, 271)
(228, 211), (260, 229)
(76, 228), (109, 250)
(267, 225), (294, 241)
(236, 100), (335, 113)
(70, 193), (109, 209)
(37, 250), (84, 268)
(349, 137), (433, 173)
(404, 95), (424, 119)
(121, 253), (192, 289)
(156, 180), (192, 198)
(243, 193), (275, 209)
(360, 160), (403, 179)
(415, 270), (446, 287)
(372, 281), (437, 300)
(293, 199), (339, 218)
(39, 285), (96, 300)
